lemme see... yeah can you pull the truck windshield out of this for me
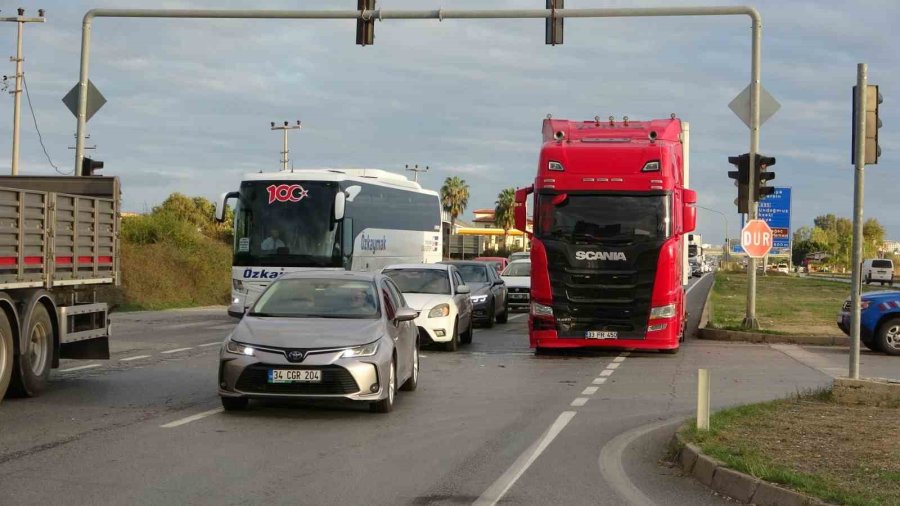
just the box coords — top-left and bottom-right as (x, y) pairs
(536, 192), (671, 244)
(233, 181), (342, 267)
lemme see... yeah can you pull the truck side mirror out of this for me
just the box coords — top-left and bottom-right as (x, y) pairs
(215, 191), (239, 222)
(683, 189), (697, 233)
(514, 186), (533, 236)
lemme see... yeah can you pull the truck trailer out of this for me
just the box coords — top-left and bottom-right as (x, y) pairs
(514, 117), (696, 354)
(0, 176), (117, 403)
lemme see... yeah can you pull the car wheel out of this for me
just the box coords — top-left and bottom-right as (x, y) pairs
(484, 300), (495, 329)
(371, 358), (396, 413)
(221, 396), (249, 411)
(496, 298), (509, 324)
(444, 319), (459, 351)
(460, 317), (473, 345)
(8, 303), (53, 398)
(400, 345), (418, 392)
(875, 317), (900, 356)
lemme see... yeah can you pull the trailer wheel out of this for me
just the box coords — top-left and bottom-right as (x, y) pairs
(0, 310), (13, 402)
(8, 303), (52, 398)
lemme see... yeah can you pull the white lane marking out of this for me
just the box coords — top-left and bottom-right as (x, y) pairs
(621, 351), (631, 357)
(161, 322), (213, 330)
(160, 408), (224, 428)
(120, 355), (151, 362)
(161, 347), (193, 354)
(613, 356), (626, 363)
(606, 362), (621, 370)
(570, 398), (588, 406)
(599, 369), (615, 377)
(581, 386), (599, 395)
(508, 313), (528, 321)
(209, 323), (237, 330)
(598, 417), (684, 506)
(592, 377), (607, 385)
(198, 342), (222, 347)
(59, 364), (101, 373)
(474, 411), (577, 506)
(771, 344), (845, 379)
(685, 272), (712, 295)
(420, 354), (428, 358)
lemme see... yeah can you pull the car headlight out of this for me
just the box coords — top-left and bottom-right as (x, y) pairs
(470, 295), (488, 304)
(428, 304), (450, 318)
(341, 341), (379, 358)
(225, 339), (255, 356)
(232, 279), (245, 292)
(650, 303), (677, 319)
(861, 301), (871, 310)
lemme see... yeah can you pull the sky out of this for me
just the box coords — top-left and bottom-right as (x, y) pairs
(0, 0), (897, 245)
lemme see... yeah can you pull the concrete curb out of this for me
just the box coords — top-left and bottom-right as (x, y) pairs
(696, 328), (849, 346)
(672, 430), (827, 505)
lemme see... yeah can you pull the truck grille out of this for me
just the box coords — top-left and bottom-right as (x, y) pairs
(235, 365), (360, 395)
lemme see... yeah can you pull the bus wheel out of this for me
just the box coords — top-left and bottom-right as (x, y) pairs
(0, 309), (13, 402)
(8, 303), (52, 398)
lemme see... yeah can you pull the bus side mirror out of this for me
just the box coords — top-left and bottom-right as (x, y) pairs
(334, 191), (346, 221)
(215, 191), (239, 222)
(514, 186), (533, 236)
(683, 189), (697, 233)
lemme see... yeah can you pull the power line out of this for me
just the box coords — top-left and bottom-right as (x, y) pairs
(22, 73), (70, 175)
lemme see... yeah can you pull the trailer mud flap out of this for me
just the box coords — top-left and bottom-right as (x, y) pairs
(60, 336), (110, 360)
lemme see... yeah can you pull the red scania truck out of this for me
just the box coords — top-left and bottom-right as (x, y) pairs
(514, 116), (696, 354)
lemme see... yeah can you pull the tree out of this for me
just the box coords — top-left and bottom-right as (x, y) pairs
(440, 176), (470, 255)
(863, 218), (886, 258)
(494, 188), (515, 247)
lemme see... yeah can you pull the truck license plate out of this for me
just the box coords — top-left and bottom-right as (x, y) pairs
(268, 369), (321, 383)
(586, 331), (617, 339)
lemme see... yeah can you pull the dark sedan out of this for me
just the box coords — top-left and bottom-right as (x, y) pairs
(219, 271), (419, 413)
(440, 261), (508, 327)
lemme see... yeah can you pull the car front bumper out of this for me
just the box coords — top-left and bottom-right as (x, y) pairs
(413, 313), (454, 343)
(218, 342), (391, 402)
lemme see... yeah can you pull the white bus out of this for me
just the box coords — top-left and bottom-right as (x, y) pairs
(216, 169), (442, 317)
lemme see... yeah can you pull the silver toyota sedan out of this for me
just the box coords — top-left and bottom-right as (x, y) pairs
(218, 271), (419, 413)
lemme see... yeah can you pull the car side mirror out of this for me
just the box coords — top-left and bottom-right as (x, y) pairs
(493, 279), (505, 286)
(457, 284), (471, 295)
(394, 307), (417, 322)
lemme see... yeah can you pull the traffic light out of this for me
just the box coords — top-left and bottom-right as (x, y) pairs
(356, 0), (375, 46)
(545, 0), (564, 45)
(81, 157), (103, 176)
(754, 154), (776, 200)
(851, 84), (882, 164)
(728, 153), (750, 214)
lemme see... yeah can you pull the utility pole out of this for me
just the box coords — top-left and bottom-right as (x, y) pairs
(3, 8), (46, 176)
(270, 120), (301, 171)
(697, 206), (729, 263)
(405, 164), (429, 182)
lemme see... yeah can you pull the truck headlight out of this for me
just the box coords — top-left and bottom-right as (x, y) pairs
(225, 339), (255, 356)
(531, 301), (553, 317)
(341, 341), (379, 358)
(428, 304), (450, 318)
(650, 304), (677, 319)
(470, 295), (488, 304)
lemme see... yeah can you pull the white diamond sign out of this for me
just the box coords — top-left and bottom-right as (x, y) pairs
(729, 84), (781, 129)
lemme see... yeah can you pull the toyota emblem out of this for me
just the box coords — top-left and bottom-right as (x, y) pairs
(287, 350), (305, 362)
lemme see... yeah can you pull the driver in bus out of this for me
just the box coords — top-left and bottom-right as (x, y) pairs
(261, 228), (287, 254)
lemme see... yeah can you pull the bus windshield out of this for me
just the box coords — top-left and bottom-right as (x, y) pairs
(536, 192), (671, 244)
(233, 181), (342, 267)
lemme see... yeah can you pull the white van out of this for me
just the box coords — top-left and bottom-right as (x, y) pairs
(862, 259), (894, 286)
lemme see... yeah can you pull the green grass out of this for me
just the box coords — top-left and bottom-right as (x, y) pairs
(680, 390), (900, 506)
(709, 271), (880, 336)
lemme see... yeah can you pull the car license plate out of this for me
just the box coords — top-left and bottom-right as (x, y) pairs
(586, 331), (617, 339)
(268, 369), (321, 383)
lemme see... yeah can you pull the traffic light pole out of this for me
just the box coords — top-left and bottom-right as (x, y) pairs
(848, 63), (867, 380)
(741, 17), (762, 330)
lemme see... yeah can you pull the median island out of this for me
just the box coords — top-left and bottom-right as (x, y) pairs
(678, 389), (899, 506)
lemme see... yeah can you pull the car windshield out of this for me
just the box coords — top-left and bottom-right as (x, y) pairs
(536, 192), (671, 244)
(503, 262), (531, 277)
(383, 269), (450, 295)
(509, 252), (529, 261)
(455, 264), (488, 283)
(250, 278), (379, 319)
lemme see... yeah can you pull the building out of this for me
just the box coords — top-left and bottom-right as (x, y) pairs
(883, 240), (900, 256)
(464, 208), (531, 251)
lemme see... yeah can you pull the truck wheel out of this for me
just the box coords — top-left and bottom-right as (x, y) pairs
(8, 304), (53, 398)
(0, 310), (13, 402)
(875, 317), (900, 356)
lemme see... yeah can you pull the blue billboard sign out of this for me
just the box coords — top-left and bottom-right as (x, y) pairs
(736, 187), (792, 255)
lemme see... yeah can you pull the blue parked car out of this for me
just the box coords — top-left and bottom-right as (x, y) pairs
(837, 291), (900, 356)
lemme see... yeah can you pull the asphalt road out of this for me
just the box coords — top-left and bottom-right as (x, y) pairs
(0, 273), (893, 505)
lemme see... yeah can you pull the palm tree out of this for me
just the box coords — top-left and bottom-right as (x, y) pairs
(494, 188), (515, 249)
(440, 176), (470, 257)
